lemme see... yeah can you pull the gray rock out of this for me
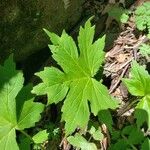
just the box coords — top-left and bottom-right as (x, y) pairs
(0, 0), (85, 62)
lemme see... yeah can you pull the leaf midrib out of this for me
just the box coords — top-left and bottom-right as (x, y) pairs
(67, 78), (90, 132)
(58, 43), (90, 77)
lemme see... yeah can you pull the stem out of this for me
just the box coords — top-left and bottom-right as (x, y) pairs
(88, 135), (92, 142)
(20, 130), (34, 143)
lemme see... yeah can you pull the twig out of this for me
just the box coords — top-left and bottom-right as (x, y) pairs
(60, 137), (71, 150)
(117, 99), (139, 116)
(118, 58), (133, 71)
(101, 124), (110, 150)
(109, 63), (130, 94)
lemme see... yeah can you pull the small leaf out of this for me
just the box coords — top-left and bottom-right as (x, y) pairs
(32, 130), (48, 144)
(89, 126), (96, 135)
(89, 126), (103, 141)
(67, 133), (97, 150)
(135, 2), (150, 36)
(120, 13), (129, 23)
(139, 44), (150, 58)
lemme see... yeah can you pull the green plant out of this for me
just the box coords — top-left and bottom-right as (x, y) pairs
(67, 133), (97, 150)
(0, 55), (44, 150)
(32, 18), (118, 135)
(0, 12), (150, 150)
(67, 121), (104, 150)
(88, 125), (103, 141)
(67, 125), (103, 150)
(107, 5), (130, 24)
(135, 2), (150, 38)
(123, 61), (150, 129)
(139, 43), (150, 58)
(109, 125), (149, 150)
(32, 130), (48, 144)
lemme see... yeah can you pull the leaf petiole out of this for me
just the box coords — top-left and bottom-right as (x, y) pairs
(19, 130), (34, 143)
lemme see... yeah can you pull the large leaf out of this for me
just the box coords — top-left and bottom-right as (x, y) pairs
(32, 18), (118, 135)
(123, 61), (150, 129)
(0, 56), (44, 150)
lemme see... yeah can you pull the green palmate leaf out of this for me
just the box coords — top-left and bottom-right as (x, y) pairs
(0, 55), (44, 150)
(123, 61), (150, 129)
(32, 18), (118, 135)
(67, 133), (97, 150)
(123, 61), (150, 96)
